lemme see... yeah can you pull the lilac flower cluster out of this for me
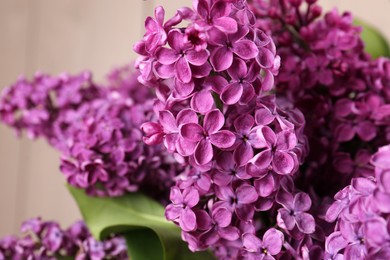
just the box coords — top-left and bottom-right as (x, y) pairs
(324, 145), (390, 259)
(135, 1), (325, 258)
(0, 66), (183, 199)
(0, 218), (127, 260)
(250, 0), (390, 192)
(248, 0), (390, 258)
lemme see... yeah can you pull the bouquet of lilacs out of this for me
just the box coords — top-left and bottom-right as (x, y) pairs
(1, 0), (390, 259)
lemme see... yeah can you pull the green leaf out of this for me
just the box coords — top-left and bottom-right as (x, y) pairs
(68, 185), (215, 260)
(355, 18), (390, 58)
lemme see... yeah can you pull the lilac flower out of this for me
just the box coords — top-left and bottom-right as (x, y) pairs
(209, 27), (258, 72)
(165, 187), (199, 232)
(214, 183), (258, 221)
(156, 29), (209, 83)
(242, 228), (284, 260)
(221, 59), (260, 105)
(180, 109), (236, 165)
(194, 0), (238, 34)
(251, 127), (298, 175)
(232, 114), (262, 166)
(276, 191), (315, 234)
(198, 208), (240, 246)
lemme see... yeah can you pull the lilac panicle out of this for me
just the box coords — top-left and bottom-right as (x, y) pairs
(136, 0), (310, 258)
(0, 218), (128, 259)
(0, 65), (184, 200)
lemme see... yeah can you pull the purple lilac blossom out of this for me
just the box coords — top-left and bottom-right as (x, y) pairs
(136, 1), (311, 258)
(0, 65), (184, 200)
(0, 218), (128, 260)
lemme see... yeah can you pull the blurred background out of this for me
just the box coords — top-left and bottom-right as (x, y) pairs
(0, 0), (389, 237)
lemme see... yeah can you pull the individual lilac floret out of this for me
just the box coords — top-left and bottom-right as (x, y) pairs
(0, 218), (128, 259)
(242, 228), (284, 260)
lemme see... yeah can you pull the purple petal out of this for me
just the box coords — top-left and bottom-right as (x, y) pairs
(234, 142), (254, 166)
(236, 204), (255, 221)
(293, 192), (312, 212)
(212, 207), (232, 228)
(155, 47), (179, 65)
(356, 121), (376, 141)
(371, 145), (390, 169)
(176, 137), (197, 156)
(165, 204), (181, 220)
(213, 17), (238, 34)
(295, 213), (315, 234)
(210, 47), (233, 72)
(276, 130), (297, 150)
(204, 109), (224, 134)
(335, 123), (355, 142)
(252, 149), (272, 169)
(325, 232), (348, 255)
(227, 58), (248, 80)
(277, 208), (295, 230)
(159, 110), (177, 132)
(180, 208), (197, 231)
(263, 228), (284, 255)
(194, 139), (213, 165)
(364, 217), (389, 247)
(180, 123), (203, 142)
(373, 190), (390, 213)
(218, 226), (240, 241)
(176, 109), (198, 125)
(204, 75), (229, 94)
(234, 114), (254, 135)
(190, 90), (214, 114)
(195, 210), (212, 231)
(183, 188), (200, 208)
(236, 184), (258, 204)
(174, 79), (194, 97)
(186, 49), (209, 66)
(155, 63), (175, 79)
(220, 82), (243, 105)
(232, 40), (259, 59)
(242, 233), (261, 252)
(167, 29), (184, 51)
(254, 174), (275, 197)
(272, 151), (295, 175)
(210, 130), (236, 149)
(175, 57), (192, 83)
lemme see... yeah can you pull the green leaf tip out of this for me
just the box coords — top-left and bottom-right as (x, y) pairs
(355, 18), (390, 59)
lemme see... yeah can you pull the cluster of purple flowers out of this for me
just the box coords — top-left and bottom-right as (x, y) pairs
(135, 0), (390, 259)
(1, 0), (390, 259)
(0, 218), (127, 260)
(135, 0), (324, 258)
(0, 65), (183, 200)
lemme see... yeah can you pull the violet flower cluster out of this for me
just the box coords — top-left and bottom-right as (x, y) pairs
(135, 1), (320, 258)
(135, 0), (390, 259)
(0, 65), (183, 200)
(0, 218), (127, 260)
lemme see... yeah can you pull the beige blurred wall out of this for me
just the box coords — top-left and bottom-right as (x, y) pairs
(0, 0), (389, 237)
